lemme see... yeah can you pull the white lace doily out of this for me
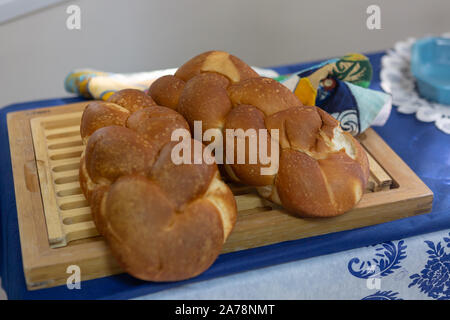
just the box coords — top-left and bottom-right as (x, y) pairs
(380, 34), (450, 134)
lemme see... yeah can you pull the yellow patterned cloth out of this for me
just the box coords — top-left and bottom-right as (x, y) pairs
(64, 67), (278, 100)
(64, 69), (168, 100)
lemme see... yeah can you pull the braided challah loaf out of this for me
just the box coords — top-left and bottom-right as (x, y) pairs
(79, 89), (237, 281)
(149, 51), (370, 217)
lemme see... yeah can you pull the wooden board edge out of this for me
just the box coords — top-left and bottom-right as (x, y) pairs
(25, 252), (122, 291)
(30, 117), (66, 246)
(6, 112), (46, 282)
(6, 104), (435, 290)
(362, 129), (432, 194)
(24, 190), (433, 290)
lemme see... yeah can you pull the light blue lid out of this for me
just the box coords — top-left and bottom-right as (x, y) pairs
(411, 37), (450, 105)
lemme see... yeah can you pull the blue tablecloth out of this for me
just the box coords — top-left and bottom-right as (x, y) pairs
(1, 52), (449, 300)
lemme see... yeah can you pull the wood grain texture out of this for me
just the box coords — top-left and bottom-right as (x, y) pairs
(7, 102), (433, 290)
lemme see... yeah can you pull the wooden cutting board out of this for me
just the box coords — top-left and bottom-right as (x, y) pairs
(7, 102), (433, 290)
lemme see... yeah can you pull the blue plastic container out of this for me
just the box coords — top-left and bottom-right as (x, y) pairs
(411, 37), (450, 105)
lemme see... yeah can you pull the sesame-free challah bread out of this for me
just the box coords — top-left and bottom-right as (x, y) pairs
(79, 88), (237, 281)
(149, 51), (370, 217)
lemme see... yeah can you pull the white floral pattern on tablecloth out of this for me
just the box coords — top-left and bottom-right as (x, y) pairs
(134, 229), (450, 300)
(347, 234), (450, 300)
(380, 34), (450, 134)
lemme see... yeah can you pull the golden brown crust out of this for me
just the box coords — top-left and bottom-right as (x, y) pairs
(148, 75), (186, 110)
(204, 172), (237, 239)
(224, 105), (275, 186)
(264, 106), (369, 217)
(174, 50), (259, 83)
(107, 88), (157, 113)
(80, 101), (129, 143)
(228, 77), (303, 116)
(148, 51), (370, 218)
(276, 149), (335, 216)
(150, 141), (217, 210)
(104, 174), (224, 281)
(148, 75), (185, 110)
(89, 184), (109, 235)
(84, 126), (157, 184)
(80, 88), (237, 281)
(126, 106), (190, 152)
(79, 153), (92, 201)
(178, 73), (232, 133)
(276, 148), (366, 217)
(265, 106), (322, 151)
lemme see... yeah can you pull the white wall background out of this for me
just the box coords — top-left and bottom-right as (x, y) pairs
(0, 0), (449, 108)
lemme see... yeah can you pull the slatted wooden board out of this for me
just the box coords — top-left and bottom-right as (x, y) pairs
(7, 102), (433, 290)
